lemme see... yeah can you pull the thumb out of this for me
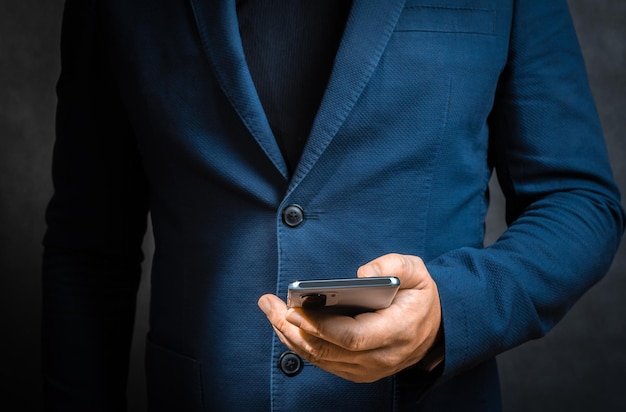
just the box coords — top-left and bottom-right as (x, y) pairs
(357, 253), (430, 290)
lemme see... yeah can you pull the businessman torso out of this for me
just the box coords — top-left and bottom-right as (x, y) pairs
(46, 0), (622, 410)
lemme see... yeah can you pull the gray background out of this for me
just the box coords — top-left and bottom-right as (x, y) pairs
(1, 1), (624, 410)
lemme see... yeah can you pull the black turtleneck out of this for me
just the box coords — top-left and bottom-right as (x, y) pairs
(237, 0), (353, 173)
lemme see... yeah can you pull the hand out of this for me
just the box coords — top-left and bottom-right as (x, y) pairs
(258, 253), (442, 383)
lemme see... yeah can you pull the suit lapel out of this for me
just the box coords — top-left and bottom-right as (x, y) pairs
(188, 0), (289, 179)
(289, 0), (407, 193)
(188, 0), (407, 189)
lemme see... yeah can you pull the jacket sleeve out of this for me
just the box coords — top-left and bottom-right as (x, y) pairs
(427, 0), (625, 378)
(42, 1), (150, 410)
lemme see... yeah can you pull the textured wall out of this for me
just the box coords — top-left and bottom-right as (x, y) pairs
(0, 1), (623, 410)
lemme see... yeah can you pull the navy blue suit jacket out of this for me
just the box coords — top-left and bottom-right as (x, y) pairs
(43, 0), (625, 411)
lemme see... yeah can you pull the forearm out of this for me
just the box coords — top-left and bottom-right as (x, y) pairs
(429, 188), (624, 376)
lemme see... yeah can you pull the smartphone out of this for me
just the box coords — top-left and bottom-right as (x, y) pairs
(287, 276), (400, 315)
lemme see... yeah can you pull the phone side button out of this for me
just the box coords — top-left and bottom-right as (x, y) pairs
(278, 351), (303, 377)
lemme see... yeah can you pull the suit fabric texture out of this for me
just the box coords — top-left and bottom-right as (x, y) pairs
(43, 0), (625, 411)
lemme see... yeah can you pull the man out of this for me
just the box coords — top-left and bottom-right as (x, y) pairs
(43, 0), (624, 411)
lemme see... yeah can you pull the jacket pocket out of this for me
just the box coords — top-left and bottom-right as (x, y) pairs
(395, 5), (496, 35)
(146, 337), (205, 412)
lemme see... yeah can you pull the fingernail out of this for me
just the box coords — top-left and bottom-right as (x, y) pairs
(258, 296), (271, 314)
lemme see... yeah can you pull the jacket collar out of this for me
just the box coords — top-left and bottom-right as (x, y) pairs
(188, 0), (407, 188)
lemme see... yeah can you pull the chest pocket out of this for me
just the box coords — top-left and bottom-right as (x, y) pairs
(395, 4), (496, 35)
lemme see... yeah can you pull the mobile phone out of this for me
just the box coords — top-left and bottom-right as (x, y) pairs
(287, 276), (400, 315)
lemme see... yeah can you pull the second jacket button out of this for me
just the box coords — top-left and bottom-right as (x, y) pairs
(278, 351), (303, 377)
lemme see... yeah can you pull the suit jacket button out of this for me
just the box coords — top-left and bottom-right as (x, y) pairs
(282, 205), (304, 227)
(278, 351), (303, 377)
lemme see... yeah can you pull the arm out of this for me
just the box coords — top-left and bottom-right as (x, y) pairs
(42, 1), (150, 410)
(428, 0), (624, 376)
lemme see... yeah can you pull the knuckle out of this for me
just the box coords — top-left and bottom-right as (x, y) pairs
(373, 351), (403, 372)
(341, 328), (368, 352)
(410, 255), (425, 267)
(274, 317), (291, 334)
(390, 253), (410, 273)
(393, 253), (424, 271)
(387, 253), (405, 265)
(306, 342), (329, 364)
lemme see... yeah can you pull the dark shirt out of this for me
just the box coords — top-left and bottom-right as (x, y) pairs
(237, 0), (353, 173)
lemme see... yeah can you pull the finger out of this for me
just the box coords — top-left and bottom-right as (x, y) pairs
(259, 295), (362, 361)
(271, 311), (367, 369)
(276, 328), (375, 382)
(277, 325), (394, 381)
(296, 332), (413, 383)
(261, 295), (425, 382)
(287, 307), (400, 351)
(258, 294), (288, 322)
(258, 294), (303, 343)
